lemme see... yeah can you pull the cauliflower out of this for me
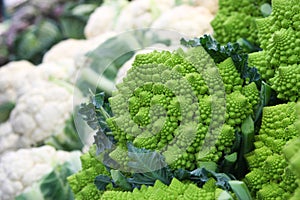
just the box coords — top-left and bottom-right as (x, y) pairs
(177, 0), (219, 14)
(0, 80), (76, 154)
(151, 5), (214, 37)
(42, 32), (117, 84)
(114, 0), (175, 31)
(0, 61), (37, 104)
(0, 145), (81, 200)
(84, 0), (128, 39)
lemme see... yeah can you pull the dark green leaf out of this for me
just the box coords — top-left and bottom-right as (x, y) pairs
(181, 34), (261, 83)
(111, 170), (132, 191)
(94, 175), (112, 191)
(127, 143), (172, 185)
(0, 101), (15, 123)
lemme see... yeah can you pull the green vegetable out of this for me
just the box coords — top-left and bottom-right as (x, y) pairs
(247, 0), (300, 101)
(100, 178), (233, 200)
(16, 153), (81, 200)
(211, 0), (271, 46)
(106, 45), (258, 171)
(283, 103), (300, 200)
(67, 145), (111, 200)
(244, 102), (299, 199)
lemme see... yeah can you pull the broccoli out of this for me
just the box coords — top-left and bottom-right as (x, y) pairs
(100, 178), (232, 200)
(247, 0), (300, 101)
(244, 102), (299, 199)
(106, 47), (259, 171)
(211, 0), (270, 45)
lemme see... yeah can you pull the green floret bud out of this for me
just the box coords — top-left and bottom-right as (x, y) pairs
(248, 51), (274, 80)
(109, 146), (129, 169)
(256, 183), (286, 200)
(259, 102), (297, 141)
(244, 169), (266, 192)
(67, 145), (110, 199)
(245, 146), (273, 169)
(262, 154), (287, 181)
(280, 167), (298, 193)
(270, 65), (300, 101)
(217, 58), (243, 94)
(133, 131), (159, 150)
(266, 28), (298, 66)
(225, 91), (252, 126)
(242, 82), (260, 109)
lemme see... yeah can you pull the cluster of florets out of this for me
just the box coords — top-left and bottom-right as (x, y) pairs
(67, 145), (111, 200)
(244, 102), (299, 199)
(106, 47), (259, 171)
(211, 0), (270, 45)
(100, 178), (227, 200)
(248, 0), (300, 101)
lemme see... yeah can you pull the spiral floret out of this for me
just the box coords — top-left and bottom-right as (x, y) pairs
(107, 48), (254, 171)
(270, 64), (300, 101)
(244, 102), (298, 199)
(100, 178), (227, 200)
(211, 0), (270, 45)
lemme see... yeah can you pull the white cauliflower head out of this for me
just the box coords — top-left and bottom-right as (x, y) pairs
(84, 0), (128, 39)
(0, 80), (73, 154)
(177, 0), (219, 14)
(114, 0), (175, 31)
(0, 146), (81, 200)
(0, 61), (37, 104)
(151, 5), (214, 37)
(42, 32), (117, 84)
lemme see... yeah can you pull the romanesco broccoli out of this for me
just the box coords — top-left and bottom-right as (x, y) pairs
(67, 145), (111, 200)
(247, 0), (300, 101)
(283, 103), (300, 200)
(100, 178), (231, 200)
(106, 47), (259, 171)
(211, 0), (270, 45)
(244, 102), (299, 199)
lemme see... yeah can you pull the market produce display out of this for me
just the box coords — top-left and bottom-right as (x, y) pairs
(1, 0), (300, 199)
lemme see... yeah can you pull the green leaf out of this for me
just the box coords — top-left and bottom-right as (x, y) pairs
(16, 157), (81, 200)
(241, 116), (255, 154)
(111, 170), (132, 191)
(59, 15), (86, 39)
(0, 101), (15, 123)
(94, 175), (112, 191)
(228, 181), (253, 200)
(127, 144), (172, 185)
(174, 167), (232, 190)
(14, 20), (62, 64)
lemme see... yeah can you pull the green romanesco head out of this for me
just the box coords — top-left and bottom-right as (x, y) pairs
(244, 102), (299, 199)
(211, 0), (271, 45)
(107, 47), (255, 171)
(249, 0), (300, 101)
(67, 145), (111, 199)
(100, 178), (229, 200)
